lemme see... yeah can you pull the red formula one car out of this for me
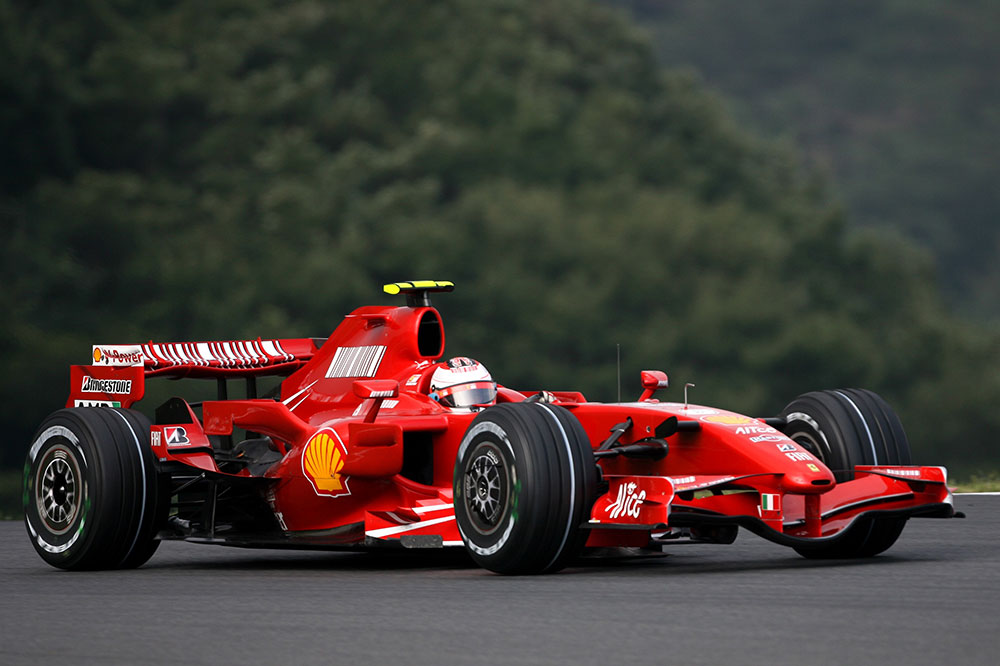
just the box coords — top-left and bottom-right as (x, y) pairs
(23, 282), (958, 573)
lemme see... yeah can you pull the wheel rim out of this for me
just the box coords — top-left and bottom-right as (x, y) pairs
(784, 412), (830, 464)
(463, 444), (508, 534)
(35, 444), (83, 535)
(791, 431), (825, 462)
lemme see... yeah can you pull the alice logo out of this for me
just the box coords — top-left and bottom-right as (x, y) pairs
(607, 482), (645, 520)
(302, 429), (350, 497)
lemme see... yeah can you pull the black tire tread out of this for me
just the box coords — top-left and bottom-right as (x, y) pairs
(23, 407), (160, 571)
(454, 402), (597, 575)
(112, 408), (164, 568)
(780, 389), (912, 559)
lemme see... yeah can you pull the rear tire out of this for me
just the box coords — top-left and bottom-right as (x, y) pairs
(23, 408), (164, 570)
(453, 403), (598, 574)
(780, 389), (910, 558)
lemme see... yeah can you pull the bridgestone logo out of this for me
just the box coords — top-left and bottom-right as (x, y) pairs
(81, 376), (132, 394)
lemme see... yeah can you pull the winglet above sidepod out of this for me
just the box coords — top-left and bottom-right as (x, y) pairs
(383, 280), (455, 307)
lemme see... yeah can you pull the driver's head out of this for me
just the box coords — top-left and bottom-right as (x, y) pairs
(430, 357), (497, 408)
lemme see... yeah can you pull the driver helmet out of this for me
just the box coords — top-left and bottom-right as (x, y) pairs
(430, 357), (497, 408)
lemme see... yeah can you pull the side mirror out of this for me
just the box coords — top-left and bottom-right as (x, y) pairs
(639, 370), (669, 402)
(352, 380), (400, 422)
(353, 379), (399, 399)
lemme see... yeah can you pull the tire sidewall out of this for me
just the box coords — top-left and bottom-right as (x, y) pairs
(23, 418), (102, 567)
(454, 417), (522, 559)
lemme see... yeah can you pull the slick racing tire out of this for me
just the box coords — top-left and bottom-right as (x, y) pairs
(780, 389), (910, 559)
(453, 403), (599, 575)
(23, 408), (166, 570)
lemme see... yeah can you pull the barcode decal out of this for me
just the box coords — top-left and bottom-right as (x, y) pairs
(326, 345), (386, 378)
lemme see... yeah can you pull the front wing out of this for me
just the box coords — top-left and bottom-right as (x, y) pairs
(586, 465), (956, 548)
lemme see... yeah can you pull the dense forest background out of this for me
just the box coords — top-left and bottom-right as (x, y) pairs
(2, 0), (997, 482)
(607, 0), (1000, 321)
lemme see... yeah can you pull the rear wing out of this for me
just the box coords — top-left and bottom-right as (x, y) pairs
(96, 339), (318, 377)
(67, 339), (320, 408)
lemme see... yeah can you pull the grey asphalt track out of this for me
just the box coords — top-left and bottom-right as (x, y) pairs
(1, 496), (997, 666)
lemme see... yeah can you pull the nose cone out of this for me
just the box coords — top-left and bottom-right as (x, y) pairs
(780, 462), (836, 494)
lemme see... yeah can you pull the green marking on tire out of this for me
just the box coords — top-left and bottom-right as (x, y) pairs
(79, 496), (91, 534)
(511, 479), (522, 522)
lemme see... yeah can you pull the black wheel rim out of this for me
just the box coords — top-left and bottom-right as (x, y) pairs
(463, 443), (509, 534)
(784, 413), (829, 464)
(792, 431), (825, 462)
(35, 444), (83, 535)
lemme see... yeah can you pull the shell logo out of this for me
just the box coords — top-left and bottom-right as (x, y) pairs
(701, 414), (758, 426)
(93, 348), (103, 364)
(301, 428), (351, 498)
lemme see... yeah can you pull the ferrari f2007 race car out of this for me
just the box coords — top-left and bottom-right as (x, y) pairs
(23, 282), (958, 574)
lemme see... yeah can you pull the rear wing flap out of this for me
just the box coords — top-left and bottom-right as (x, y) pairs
(92, 339), (319, 377)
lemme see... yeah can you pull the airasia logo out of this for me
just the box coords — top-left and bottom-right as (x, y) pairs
(607, 482), (646, 520)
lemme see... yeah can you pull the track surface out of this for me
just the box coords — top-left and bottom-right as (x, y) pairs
(2, 496), (997, 665)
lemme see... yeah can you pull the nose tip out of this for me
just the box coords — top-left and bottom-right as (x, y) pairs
(780, 465), (836, 494)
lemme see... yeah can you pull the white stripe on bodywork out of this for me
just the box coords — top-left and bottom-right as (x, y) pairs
(174, 343), (193, 365)
(412, 503), (453, 514)
(365, 514), (455, 539)
(221, 342), (238, 366)
(326, 346), (386, 378)
(196, 342), (215, 365)
(273, 340), (293, 361)
(282, 380), (318, 406)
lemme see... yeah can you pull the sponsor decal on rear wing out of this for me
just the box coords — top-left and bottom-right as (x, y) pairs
(92, 345), (144, 367)
(67, 365), (144, 409)
(87, 338), (319, 376)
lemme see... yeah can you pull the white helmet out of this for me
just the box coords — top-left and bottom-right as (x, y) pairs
(430, 357), (497, 408)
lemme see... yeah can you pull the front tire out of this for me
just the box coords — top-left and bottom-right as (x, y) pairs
(453, 403), (598, 574)
(23, 408), (164, 570)
(780, 389), (910, 558)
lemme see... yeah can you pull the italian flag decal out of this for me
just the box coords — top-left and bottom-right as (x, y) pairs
(759, 494), (781, 518)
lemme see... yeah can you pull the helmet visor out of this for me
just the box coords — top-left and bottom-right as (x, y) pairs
(437, 381), (497, 408)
